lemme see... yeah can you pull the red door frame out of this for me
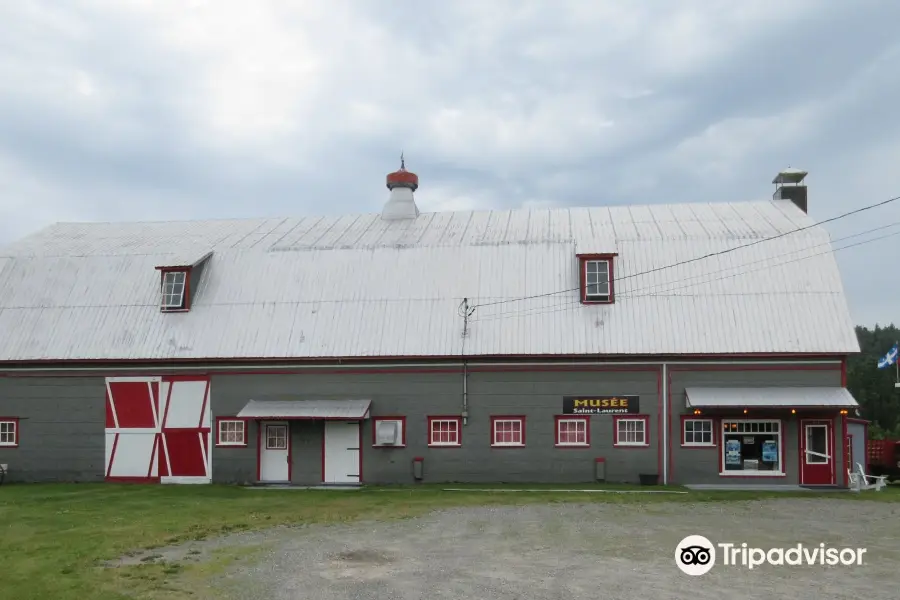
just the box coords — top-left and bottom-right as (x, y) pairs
(799, 419), (835, 485)
(846, 433), (853, 476)
(257, 421), (291, 483)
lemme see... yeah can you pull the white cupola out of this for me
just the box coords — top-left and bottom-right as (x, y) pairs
(381, 154), (420, 220)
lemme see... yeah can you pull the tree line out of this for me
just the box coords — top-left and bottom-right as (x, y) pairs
(847, 324), (900, 439)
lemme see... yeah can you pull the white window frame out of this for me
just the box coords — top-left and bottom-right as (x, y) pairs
(491, 417), (525, 447)
(583, 259), (611, 302)
(682, 418), (715, 447)
(428, 417), (461, 447)
(720, 419), (783, 476)
(161, 270), (188, 310)
(556, 417), (589, 447)
(614, 416), (648, 447)
(0, 420), (17, 447)
(216, 419), (246, 447)
(804, 423), (830, 465)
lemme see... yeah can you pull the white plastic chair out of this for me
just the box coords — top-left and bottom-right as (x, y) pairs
(848, 468), (861, 492)
(852, 462), (887, 491)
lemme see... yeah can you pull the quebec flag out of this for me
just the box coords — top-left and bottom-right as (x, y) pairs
(878, 344), (899, 369)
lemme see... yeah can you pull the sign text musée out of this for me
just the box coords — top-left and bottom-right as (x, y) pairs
(562, 396), (640, 415)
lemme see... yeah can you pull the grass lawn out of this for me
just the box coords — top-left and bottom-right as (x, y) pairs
(2, 482), (899, 600)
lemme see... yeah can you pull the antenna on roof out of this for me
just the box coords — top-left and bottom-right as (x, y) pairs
(400, 151), (405, 170)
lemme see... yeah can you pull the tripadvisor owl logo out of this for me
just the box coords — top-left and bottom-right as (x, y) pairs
(675, 535), (867, 575)
(675, 535), (715, 575)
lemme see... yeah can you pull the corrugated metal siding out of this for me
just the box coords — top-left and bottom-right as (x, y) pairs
(0, 199), (860, 360)
(685, 387), (859, 407)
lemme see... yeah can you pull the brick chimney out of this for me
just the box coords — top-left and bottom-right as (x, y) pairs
(772, 167), (808, 213)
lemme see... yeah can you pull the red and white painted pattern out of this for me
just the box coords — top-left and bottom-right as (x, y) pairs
(105, 376), (211, 484)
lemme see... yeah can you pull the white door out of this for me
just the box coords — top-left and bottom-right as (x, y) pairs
(259, 422), (290, 482)
(324, 421), (361, 484)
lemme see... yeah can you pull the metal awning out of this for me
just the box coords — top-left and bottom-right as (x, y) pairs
(685, 387), (859, 409)
(236, 399), (371, 420)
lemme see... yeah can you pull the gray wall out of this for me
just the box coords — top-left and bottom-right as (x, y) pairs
(0, 376), (106, 482)
(669, 368), (844, 486)
(210, 369), (660, 484)
(847, 421), (866, 472)
(0, 363), (852, 486)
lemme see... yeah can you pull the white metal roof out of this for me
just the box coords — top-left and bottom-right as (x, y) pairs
(685, 387), (859, 408)
(0, 198), (860, 361)
(236, 399), (372, 420)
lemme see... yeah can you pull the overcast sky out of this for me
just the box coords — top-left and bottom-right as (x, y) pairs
(1, 1), (898, 328)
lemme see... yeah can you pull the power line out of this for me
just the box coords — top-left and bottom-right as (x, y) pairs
(619, 228), (900, 301)
(619, 219), (900, 298)
(470, 193), (900, 310)
(469, 226), (900, 323)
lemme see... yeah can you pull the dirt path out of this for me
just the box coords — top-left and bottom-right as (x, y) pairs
(143, 498), (900, 599)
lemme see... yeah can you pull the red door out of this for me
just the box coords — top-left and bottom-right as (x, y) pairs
(800, 420), (834, 485)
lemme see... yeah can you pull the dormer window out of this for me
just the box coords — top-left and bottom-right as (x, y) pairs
(155, 251), (213, 313)
(160, 270), (189, 311)
(577, 253), (616, 304)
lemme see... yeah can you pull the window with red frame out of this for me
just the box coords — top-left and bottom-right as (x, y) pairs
(491, 417), (525, 447)
(579, 255), (615, 304)
(0, 419), (18, 447)
(556, 417), (589, 446)
(428, 417), (461, 446)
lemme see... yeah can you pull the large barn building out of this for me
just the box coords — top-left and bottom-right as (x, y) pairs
(0, 164), (865, 487)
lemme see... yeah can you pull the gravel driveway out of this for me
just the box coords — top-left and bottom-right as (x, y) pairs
(191, 498), (900, 599)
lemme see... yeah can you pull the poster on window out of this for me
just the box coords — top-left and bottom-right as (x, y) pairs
(762, 440), (778, 463)
(725, 439), (741, 465)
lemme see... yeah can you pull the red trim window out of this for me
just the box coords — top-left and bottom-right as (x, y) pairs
(555, 416), (589, 447)
(428, 416), (461, 447)
(614, 415), (649, 447)
(158, 268), (191, 312)
(491, 416), (525, 447)
(577, 253), (616, 304)
(681, 416), (715, 447)
(0, 418), (18, 447)
(215, 417), (247, 447)
(373, 416), (407, 447)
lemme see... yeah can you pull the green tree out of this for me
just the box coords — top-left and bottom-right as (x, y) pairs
(847, 324), (900, 434)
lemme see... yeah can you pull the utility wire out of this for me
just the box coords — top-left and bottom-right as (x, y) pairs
(619, 228), (900, 300)
(469, 226), (900, 323)
(618, 219), (900, 298)
(470, 193), (900, 310)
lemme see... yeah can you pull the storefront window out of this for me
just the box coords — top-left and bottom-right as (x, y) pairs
(721, 420), (781, 474)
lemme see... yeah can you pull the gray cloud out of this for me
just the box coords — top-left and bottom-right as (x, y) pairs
(0, 0), (898, 327)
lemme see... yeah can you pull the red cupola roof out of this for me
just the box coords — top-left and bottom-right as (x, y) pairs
(386, 154), (418, 191)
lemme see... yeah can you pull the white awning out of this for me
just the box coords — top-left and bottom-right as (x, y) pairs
(236, 399), (371, 420)
(685, 387), (859, 409)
